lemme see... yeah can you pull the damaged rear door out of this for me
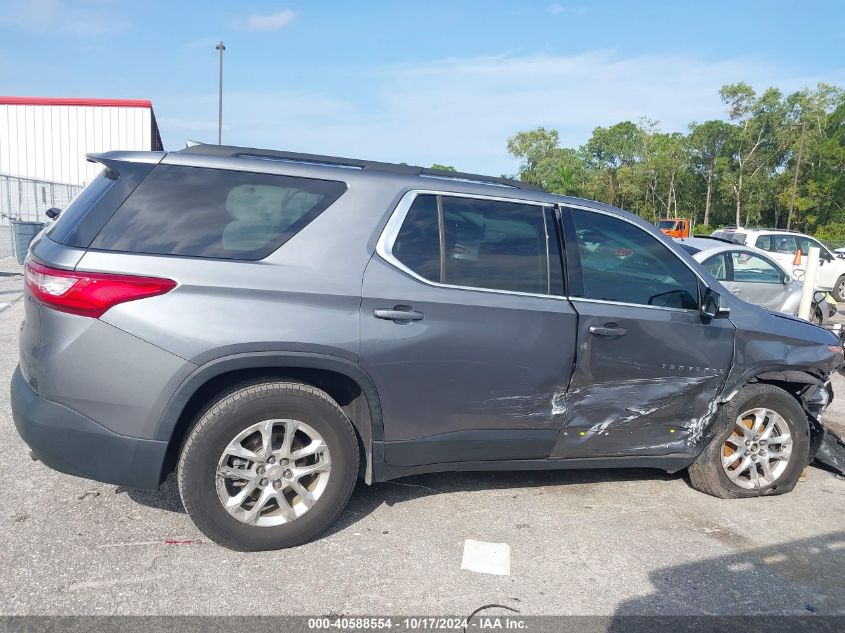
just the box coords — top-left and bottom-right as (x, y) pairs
(362, 192), (577, 467)
(552, 206), (735, 459)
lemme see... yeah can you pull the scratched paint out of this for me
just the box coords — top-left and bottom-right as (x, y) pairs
(551, 374), (722, 458)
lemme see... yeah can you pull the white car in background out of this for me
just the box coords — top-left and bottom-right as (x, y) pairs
(675, 236), (836, 324)
(710, 228), (845, 302)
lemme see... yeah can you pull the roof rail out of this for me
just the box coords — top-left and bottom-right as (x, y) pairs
(178, 144), (544, 191)
(744, 227), (803, 233)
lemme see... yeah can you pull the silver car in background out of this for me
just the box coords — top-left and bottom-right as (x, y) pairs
(675, 237), (836, 324)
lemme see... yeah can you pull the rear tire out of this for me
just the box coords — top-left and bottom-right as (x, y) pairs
(833, 275), (845, 303)
(178, 381), (359, 551)
(688, 384), (809, 499)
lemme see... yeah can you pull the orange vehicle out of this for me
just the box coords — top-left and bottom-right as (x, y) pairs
(657, 218), (690, 238)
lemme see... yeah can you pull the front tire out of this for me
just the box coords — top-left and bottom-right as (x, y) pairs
(688, 384), (809, 498)
(178, 381), (359, 551)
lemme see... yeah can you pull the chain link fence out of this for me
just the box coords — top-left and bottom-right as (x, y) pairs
(0, 173), (82, 259)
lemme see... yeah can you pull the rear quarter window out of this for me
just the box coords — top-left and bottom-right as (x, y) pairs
(46, 173), (115, 241)
(90, 164), (347, 259)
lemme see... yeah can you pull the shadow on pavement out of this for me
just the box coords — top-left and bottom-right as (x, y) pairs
(608, 531), (845, 626)
(120, 466), (680, 527)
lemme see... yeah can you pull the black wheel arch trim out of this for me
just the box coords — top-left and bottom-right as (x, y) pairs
(720, 364), (826, 402)
(154, 351), (384, 483)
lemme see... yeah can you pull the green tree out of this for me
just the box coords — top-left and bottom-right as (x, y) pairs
(503, 81), (845, 241)
(506, 128), (590, 194)
(506, 127), (560, 183)
(583, 121), (644, 208)
(688, 120), (733, 227)
(719, 83), (788, 227)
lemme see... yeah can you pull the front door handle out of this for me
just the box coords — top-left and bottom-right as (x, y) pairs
(731, 288), (742, 295)
(374, 307), (425, 322)
(589, 324), (627, 338)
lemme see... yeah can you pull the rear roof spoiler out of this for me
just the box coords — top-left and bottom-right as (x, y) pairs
(86, 151), (166, 179)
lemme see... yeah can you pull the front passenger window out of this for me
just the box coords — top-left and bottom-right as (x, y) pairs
(569, 209), (699, 310)
(773, 235), (797, 254)
(731, 251), (782, 283)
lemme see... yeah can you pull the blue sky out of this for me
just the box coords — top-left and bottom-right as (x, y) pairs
(2, 0), (844, 175)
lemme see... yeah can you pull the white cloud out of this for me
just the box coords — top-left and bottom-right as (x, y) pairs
(0, 0), (129, 36)
(547, 4), (586, 15)
(156, 51), (841, 175)
(239, 9), (297, 32)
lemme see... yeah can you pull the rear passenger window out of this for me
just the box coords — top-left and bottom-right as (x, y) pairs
(389, 194), (561, 295)
(755, 235), (771, 251)
(91, 165), (347, 259)
(441, 196), (549, 295)
(569, 209), (699, 310)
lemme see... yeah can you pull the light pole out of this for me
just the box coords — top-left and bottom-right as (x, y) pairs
(216, 41), (225, 145)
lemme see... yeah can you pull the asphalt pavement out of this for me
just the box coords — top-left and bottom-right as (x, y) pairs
(0, 258), (843, 616)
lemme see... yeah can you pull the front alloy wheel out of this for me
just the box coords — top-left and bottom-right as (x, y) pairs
(688, 383), (809, 498)
(721, 408), (793, 489)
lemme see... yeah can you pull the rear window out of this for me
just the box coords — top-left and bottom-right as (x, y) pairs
(711, 230), (747, 245)
(91, 165), (347, 259)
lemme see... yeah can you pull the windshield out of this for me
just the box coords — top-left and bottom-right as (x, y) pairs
(657, 220), (678, 229)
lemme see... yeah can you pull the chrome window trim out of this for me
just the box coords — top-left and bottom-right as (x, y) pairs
(376, 190), (708, 314)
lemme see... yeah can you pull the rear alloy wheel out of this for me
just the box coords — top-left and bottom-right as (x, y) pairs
(216, 419), (331, 526)
(688, 383), (809, 498)
(178, 381), (359, 551)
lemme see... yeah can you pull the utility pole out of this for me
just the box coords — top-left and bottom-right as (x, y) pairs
(787, 121), (805, 230)
(216, 41), (225, 145)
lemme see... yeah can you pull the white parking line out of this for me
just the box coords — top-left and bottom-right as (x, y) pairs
(460, 539), (511, 576)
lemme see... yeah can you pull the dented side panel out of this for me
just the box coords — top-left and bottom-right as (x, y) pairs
(551, 299), (735, 458)
(721, 298), (841, 400)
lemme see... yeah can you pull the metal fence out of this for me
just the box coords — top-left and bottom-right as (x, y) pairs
(0, 173), (82, 259)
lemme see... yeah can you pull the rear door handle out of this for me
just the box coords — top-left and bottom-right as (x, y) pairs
(731, 288), (742, 295)
(589, 324), (627, 338)
(374, 307), (425, 322)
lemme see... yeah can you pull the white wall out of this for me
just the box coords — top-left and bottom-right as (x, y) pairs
(0, 103), (154, 187)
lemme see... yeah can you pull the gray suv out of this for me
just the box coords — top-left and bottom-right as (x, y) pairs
(12, 144), (843, 551)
